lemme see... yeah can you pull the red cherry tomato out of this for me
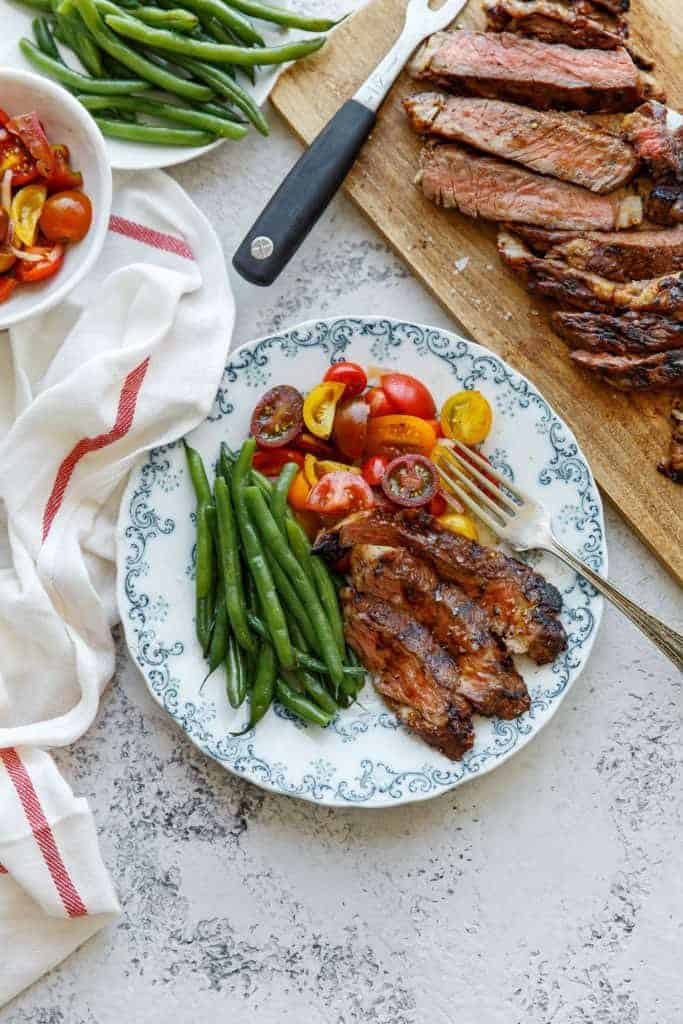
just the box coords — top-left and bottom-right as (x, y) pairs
(14, 243), (64, 283)
(381, 454), (438, 508)
(332, 396), (369, 461)
(323, 361), (367, 398)
(365, 387), (395, 418)
(361, 454), (390, 487)
(39, 190), (92, 243)
(305, 471), (374, 516)
(0, 134), (37, 186)
(380, 373), (436, 420)
(42, 145), (83, 193)
(428, 492), (447, 517)
(0, 276), (18, 303)
(294, 432), (337, 458)
(251, 385), (303, 448)
(252, 447), (305, 476)
(7, 113), (54, 179)
(428, 419), (444, 438)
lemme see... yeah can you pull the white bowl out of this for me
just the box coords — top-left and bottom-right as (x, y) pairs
(0, 68), (112, 331)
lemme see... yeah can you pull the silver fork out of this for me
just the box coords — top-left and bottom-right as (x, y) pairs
(433, 440), (683, 671)
(233, 0), (470, 286)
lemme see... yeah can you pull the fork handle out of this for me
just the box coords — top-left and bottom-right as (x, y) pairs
(549, 539), (683, 672)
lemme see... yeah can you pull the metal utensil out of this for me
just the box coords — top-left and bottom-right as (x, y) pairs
(232, 0), (469, 286)
(433, 439), (683, 671)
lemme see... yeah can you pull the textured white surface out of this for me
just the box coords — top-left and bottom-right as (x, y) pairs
(4, 0), (683, 1018)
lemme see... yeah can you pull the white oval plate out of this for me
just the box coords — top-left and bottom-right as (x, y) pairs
(117, 317), (607, 807)
(3, 0), (291, 170)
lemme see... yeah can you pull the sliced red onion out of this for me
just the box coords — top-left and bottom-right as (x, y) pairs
(10, 245), (44, 262)
(1, 169), (12, 213)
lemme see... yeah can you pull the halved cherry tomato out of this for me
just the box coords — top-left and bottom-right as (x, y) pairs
(253, 447), (304, 477)
(251, 385), (303, 448)
(381, 454), (438, 508)
(293, 431), (336, 457)
(40, 190), (92, 243)
(365, 386), (395, 418)
(0, 249), (16, 274)
(437, 511), (479, 541)
(287, 469), (312, 512)
(366, 414), (437, 455)
(14, 243), (64, 283)
(11, 184), (47, 247)
(381, 373), (436, 419)
(323, 361), (367, 397)
(305, 471), (374, 516)
(42, 145), (83, 193)
(361, 454), (390, 487)
(332, 395), (369, 461)
(303, 453), (353, 486)
(7, 113), (54, 179)
(0, 135), (37, 187)
(0, 276), (17, 303)
(303, 381), (345, 439)
(428, 419), (444, 439)
(428, 492), (448, 517)
(440, 390), (493, 445)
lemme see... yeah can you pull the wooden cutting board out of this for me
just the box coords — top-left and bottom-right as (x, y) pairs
(271, 0), (683, 584)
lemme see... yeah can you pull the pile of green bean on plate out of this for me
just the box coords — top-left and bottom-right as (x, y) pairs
(17, 0), (338, 147)
(185, 438), (365, 732)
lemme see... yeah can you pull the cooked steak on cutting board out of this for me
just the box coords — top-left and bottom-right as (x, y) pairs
(507, 224), (683, 280)
(404, 93), (637, 192)
(658, 398), (683, 482)
(570, 347), (683, 389)
(623, 101), (683, 179)
(646, 182), (683, 226)
(417, 143), (641, 230)
(552, 311), (683, 353)
(409, 29), (647, 112)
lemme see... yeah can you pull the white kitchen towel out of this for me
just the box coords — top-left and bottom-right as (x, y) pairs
(0, 169), (235, 1006)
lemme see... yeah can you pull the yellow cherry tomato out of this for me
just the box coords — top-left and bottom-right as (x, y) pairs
(440, 390), (493, 445)
(303, 453), (353, 487)
(10, 184), (47, 247)
(437, 511), (479, 542)
(303, 381), (345, 439)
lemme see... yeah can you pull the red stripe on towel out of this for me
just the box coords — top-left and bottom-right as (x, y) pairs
(41, 356), (150, 543)
(108, 214), (194, 261)
(0, 748), (87, 917)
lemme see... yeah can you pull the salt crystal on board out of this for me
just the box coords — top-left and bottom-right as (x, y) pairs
(454, 257), (469, 273)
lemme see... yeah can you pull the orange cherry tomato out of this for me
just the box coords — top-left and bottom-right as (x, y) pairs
(287, 469), (312, 512)
(14, 243), (64, 283)
(39, 190), (92, 243)
(0, 276), (18, 303)
(380, 372), (436, 419)
(361, 454), (390, 487)
(365, 386), (395, 418)
(366, 414), (437, 456)
(294, 432), (337, 457)
(323, 361), (367, 397)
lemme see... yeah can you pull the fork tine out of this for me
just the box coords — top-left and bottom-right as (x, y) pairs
(435, 445), (518, 515)
(444, 438), (526, 501)
(433, 467), (504, 536)
(434, 457), (512, 524)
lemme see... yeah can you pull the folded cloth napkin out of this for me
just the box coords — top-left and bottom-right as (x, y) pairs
(0, 169), (235, 1006)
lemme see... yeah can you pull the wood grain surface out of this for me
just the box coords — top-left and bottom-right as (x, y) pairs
(271, 0), (683, 583)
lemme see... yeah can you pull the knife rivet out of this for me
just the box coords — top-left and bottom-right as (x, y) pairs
(251, 236), (274, 260)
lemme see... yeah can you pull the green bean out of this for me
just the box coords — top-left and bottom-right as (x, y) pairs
(246, 611), (362, 679)
(60, 9), (105, 75)
(175, 56), (268, 135)
(94, 117), (214, 143)
(93, 0), (198, 31)
(226, 632), (248, 708)
(284, 514), (314, 577)
(213, 0), (339, 33)
(231, 440), (294, 670)
(104, 14), (325, 65)
(80, 93), (247, 137)
(282, 668), (337, 716)
(272, 463), (298, 537)
(219, 442), (235, 482)
(206, 580), (229, 672)
(245, 487), (344, 687)
(14, 0), (53, 11)
(168, 0), (263, 45)
(69, 0), (215, 99)
(195, 505), (215, 653)
(264, 549), (318, 652)
(234, 640), (276, 731)
(275, 679), (332, 728)
(214, 476), (254, 653)
(33, 16), (61, 58)
(311, 558), (345, 657)
(20, 37), (148, 92)
(183, 439), (212, 507)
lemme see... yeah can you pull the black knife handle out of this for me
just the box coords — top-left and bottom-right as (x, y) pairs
(232, 99), (376, 287)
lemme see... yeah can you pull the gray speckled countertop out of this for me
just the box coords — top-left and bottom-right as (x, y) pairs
(5, 4), (683, 1019)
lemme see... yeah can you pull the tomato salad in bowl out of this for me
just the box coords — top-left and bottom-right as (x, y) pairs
(0, 108), (93, 305)
(250, 363), (494, 545)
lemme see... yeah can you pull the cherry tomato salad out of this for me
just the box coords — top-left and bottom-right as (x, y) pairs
(248, 363), (495, 543)
(0, 109), (93, 304)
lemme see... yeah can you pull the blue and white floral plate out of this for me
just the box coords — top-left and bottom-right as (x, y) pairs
(117, 317), (606, 807)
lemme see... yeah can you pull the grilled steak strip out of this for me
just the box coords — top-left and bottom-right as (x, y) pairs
(505, 224), (683, 281)
(314, 509), (567, 665)
(485, 0), (651, 66)
(350, 545), (530, 719)
(404, 93), (637, 193)
(646, 183), (683, 227)
(342, 589), (475, 760)
(409, 30), (644, 113)
(552, 311), (683, 354)
(570, 347), (683, 390)
(657, 398), (683, 483)
(498, 230), (683, 316)
(418, 144), (641, 231)
(622, 102), (683, 180)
